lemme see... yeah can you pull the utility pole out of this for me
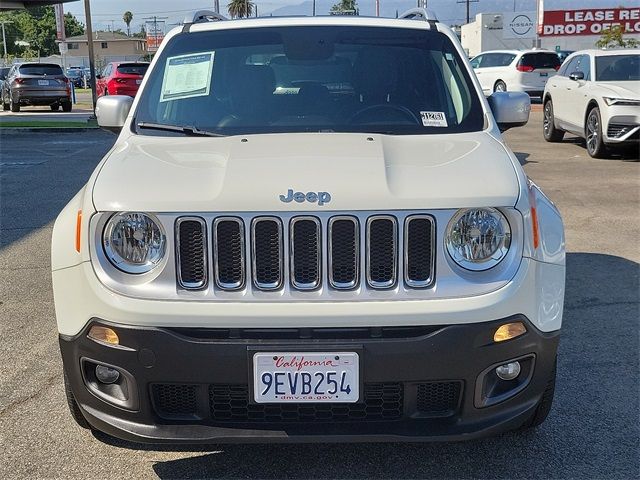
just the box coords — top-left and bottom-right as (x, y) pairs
(376, 0), (379, 17)
(214, 0), (220, 14)
(457, 0), (479, 24)
(143, 16), (167, 52)
(0, 20), (12, 65)
(313, 0), (316, 16)
(83, 0), (98, 116)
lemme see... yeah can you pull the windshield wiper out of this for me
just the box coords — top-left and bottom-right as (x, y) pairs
(136, 122), (226, 137)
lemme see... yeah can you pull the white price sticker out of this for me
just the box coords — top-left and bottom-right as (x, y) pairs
(160, 51), (215, 102)
(420, 111), (448, 127)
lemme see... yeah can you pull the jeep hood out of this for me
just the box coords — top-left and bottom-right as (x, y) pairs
(597, 81), (640, 99)
(92, 132), (520, 212)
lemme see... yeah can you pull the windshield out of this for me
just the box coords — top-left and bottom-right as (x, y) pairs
(134, 26), (483, 136)
(19, 64), (63, 76)
(596, 54), (640, 81)
(117, 63), (149, 75)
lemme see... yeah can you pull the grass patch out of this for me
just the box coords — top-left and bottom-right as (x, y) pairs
(0, 120), (97, 129)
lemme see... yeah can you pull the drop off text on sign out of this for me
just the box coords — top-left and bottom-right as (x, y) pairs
(541, 8), (640, 36)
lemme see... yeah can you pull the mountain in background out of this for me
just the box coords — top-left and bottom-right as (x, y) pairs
(268, 0), (637, 25)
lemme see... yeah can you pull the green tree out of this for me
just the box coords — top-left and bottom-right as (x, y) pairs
(227, 0), (255, 19)
(0, 7), (84, 58)
(123, 11), (133, 36)
(133, 25), (146, 39)
(330, 0), (358, 15)
(595, 25), (639, 49)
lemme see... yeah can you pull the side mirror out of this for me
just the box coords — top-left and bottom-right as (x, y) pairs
(487, 91), (531, 132)
(569, 71), (585, 81)
(95, 74), (102, 80)
(96, 95), (133, 133)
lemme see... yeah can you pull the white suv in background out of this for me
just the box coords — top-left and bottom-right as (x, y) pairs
(543, 49), (640, 158)
(471, 49), (561, 97)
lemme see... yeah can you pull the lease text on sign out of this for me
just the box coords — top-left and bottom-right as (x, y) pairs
(541, 8), (640, 36)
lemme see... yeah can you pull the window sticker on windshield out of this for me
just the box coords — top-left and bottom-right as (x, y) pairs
(160, 51), (215, 102)
(420, 111), (448, 127)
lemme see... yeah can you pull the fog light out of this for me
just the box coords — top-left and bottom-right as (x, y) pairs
(88, 325), (119, 346)
(494, 322), (526, 342)
(95, 365), (120, 384)
(496, 361), (521, 381)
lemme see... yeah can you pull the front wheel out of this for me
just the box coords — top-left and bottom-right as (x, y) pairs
(64, 371), (92, 429)
(543, 99), (564, 142)
(520, 359), (556, 430)
(494, 80), (507, 92)
(585, 107), (607, 158)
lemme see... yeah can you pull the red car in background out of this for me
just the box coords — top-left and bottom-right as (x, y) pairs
(96, 62), (149, 97)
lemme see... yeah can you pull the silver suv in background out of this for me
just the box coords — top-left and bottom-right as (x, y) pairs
(2, 63), (72, 112)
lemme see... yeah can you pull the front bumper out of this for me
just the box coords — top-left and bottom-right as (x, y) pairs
(60, 316), (559, 443)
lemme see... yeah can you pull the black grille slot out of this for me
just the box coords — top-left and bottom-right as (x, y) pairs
(329, 217), (359, 289)
(607, 123), (631, 138)
(176, 218), (207, 289)
(405, 216), (434, 288)
(252, 218), (283, 290)
(214, 218), (245, 290)
(209, 383), (403, 423)
(367, 216), (397, 288)
(152, 384), (199, 419)
(416, 381), (462, 417)
(290, 217), (321, 290)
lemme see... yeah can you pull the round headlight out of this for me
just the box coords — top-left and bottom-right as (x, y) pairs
(103, 212), (166, 274)
(445, 208), (511, 271)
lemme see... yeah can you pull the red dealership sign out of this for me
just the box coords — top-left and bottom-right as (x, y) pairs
(541, 8), (640, 36)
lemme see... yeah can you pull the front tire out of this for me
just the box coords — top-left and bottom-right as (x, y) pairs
(494, 80), (507, 92)
(543, 99), (564, 142)
(64, 371), (91, 430)
(520, 359), (556, 430)
(586, 107), (608, 158)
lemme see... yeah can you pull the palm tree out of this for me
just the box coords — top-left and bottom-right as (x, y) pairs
(123, 11), (133, 36)
(227, 0), (255, 19)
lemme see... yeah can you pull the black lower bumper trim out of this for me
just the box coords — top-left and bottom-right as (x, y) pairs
(60, 316), (559, 443)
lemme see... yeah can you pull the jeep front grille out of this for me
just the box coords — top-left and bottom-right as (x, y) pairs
(176, 218), (207, 289)
(213, 218), (245, 290)
(175, 213), (435, 293)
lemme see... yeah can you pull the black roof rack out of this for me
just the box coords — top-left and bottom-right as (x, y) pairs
(182, 10), (227, 32)
(399, 8), (439, 23)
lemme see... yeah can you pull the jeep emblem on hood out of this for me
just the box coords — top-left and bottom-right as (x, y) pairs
(279, 189), (332, 206)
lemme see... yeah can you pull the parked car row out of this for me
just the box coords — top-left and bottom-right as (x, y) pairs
(0, 61), (149, 113)
(469, 47), (638, 159)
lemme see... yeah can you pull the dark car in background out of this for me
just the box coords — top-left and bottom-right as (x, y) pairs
(66, 67), (87, 88)
(2, 63), (72, 112)
(556, 50), (574, 63)
(96, 62), (149, 98)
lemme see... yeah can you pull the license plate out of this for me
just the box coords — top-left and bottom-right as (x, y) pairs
(540, 72), (548, 77)
(253, 352), (359, 403)
(38, 80), (49, 85)
(136, 79), (142, 85)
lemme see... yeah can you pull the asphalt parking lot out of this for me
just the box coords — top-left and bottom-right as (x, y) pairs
(0, 113), (638, 479)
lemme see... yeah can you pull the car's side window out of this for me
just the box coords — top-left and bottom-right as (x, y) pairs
(470, 55), (483, 68)
(579, 55), (591, 80)
(562, 57), (579, 77)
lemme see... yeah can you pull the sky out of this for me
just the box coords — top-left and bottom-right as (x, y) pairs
(63, 0), (634, 34)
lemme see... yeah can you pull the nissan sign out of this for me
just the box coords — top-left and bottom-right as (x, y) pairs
(503, 12), (536, 39)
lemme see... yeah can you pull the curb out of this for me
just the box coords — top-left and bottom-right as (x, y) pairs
(0, 127), (99, 133)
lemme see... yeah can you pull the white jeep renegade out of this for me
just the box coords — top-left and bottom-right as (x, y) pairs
(52, 9), (565, 443)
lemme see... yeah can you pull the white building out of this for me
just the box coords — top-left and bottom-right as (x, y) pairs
(461, 10), (640, 57)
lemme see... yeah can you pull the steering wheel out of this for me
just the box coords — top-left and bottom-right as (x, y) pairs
(349, 104), (421, 125)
